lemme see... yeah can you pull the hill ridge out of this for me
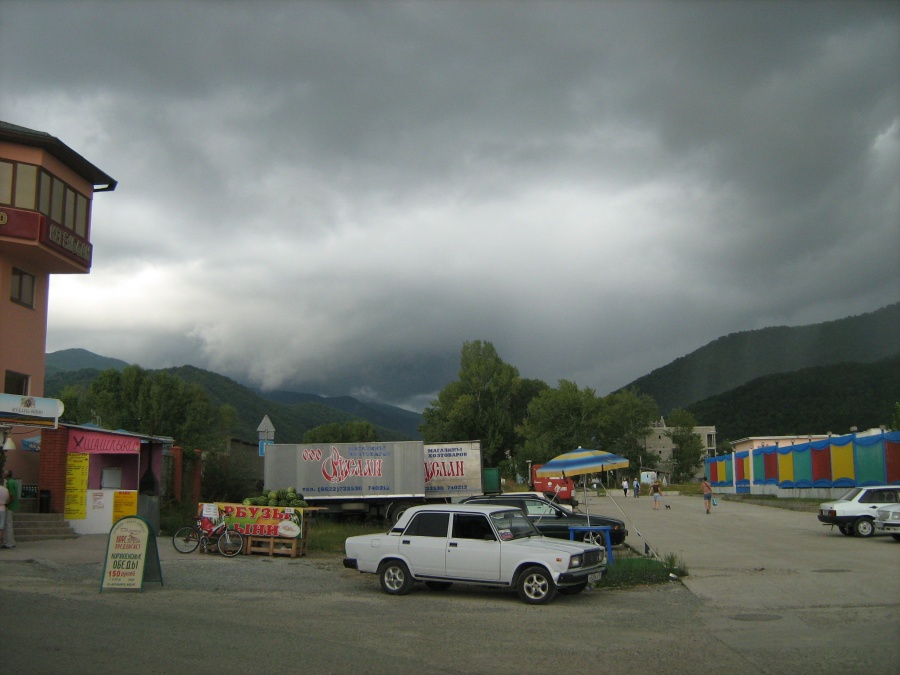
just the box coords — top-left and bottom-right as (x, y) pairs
(623, 302), (899, 413)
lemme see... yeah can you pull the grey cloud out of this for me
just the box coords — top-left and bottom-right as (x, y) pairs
(6, 1), (899, 411)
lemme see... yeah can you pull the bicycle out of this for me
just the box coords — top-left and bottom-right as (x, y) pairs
(172, 510), (244, 557)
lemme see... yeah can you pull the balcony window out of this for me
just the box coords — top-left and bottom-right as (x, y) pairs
(4, 370), (29, 395)
(11, 267), (35, 308)
(0, 161), (12, 204)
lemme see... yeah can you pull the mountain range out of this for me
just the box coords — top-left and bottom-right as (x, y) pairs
(44, 302), (899, 443)
(625, 302), (899, 414)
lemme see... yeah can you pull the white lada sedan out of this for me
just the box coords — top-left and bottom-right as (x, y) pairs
(343, 503), (606, 604)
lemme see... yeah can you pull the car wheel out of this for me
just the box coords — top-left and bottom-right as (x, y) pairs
(516, 566), (557, 605)
(581, 531), (605, 547)
(425, 581), (453, 591)
(838, 525), (854, 536)
(378, 560), (413, 595)
(854, 518), (875, 538)
(558, 582), (588, 595)
(891, 534), (900, 542)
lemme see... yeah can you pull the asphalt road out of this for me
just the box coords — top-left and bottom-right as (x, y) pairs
(0, 494), (897, 675)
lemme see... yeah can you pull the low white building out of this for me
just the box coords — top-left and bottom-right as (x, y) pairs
(643, 417), (717, 479)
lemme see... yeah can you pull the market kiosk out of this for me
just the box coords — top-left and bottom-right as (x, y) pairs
(38, 423), (171, 535)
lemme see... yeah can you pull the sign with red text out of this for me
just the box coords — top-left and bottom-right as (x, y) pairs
(203, 502), (304, 539)
(423, 441), (482, 498)
(101, 516), (163, 592)
(68, 429), (140, 454)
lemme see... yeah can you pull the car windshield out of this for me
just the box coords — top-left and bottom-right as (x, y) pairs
(490, 509), (541, 540)
(835, 488), (862, 501)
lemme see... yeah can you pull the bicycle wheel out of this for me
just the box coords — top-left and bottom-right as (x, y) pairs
(217, 529), (244, 557)
(173, 526), (201, 553)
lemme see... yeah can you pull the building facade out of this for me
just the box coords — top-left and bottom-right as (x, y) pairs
(0, 120), (116, 481)
(643, 416), (717, 478)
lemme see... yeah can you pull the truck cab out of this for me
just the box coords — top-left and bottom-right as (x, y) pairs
(529, 463), (577, 505)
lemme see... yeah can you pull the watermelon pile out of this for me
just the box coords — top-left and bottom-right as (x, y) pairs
(242, 486), (307, 508)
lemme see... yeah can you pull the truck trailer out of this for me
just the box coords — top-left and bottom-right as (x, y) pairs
(263, 440), (486, 521)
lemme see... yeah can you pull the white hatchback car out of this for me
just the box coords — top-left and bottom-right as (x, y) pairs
(817, 485), (900, 537)
(874, 503), (900, 541)
(343, 503), (606, 604)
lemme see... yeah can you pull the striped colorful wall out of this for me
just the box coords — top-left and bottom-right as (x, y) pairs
(707, 431), (900, 489)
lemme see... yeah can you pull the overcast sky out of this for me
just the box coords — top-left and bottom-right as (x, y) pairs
(2, 1), (898, 411)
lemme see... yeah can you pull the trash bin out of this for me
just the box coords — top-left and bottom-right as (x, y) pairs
(39, 489), (51, 513)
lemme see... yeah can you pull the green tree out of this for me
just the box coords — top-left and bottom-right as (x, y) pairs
(58, 384), (92, 425)
(72, 366), (235, 451)
(892, 402), (900, 430)
(201, 449), (258, 503)
(518, 380), (605, 467)
(596, 388), (659, 469)
(303, 420), (378, 443)
(666, 408), (705, 482)
(420, 340), (530, 467)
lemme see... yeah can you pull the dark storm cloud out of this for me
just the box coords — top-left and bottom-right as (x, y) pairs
(1, 1), (897, 410)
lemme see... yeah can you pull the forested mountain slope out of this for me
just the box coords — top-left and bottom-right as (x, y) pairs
(687, 353), (899, 442)
(625, 303), (899, 413)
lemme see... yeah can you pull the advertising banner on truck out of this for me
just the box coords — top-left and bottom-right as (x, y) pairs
(265, 441), (425, 500)
(424, 441), (483, 498)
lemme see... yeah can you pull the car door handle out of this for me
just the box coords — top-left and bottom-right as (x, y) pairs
(449, 542), (458, 547)
(402, 539), (410, 545)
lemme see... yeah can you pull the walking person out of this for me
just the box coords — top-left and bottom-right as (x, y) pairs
(650, 479), (661, 510)
(3, 470), (20, 547)
(632, 478), (640, 498)
(701, 476), (714, 514)
(621, 478), (628, 497)
(0, 477), (9, 548)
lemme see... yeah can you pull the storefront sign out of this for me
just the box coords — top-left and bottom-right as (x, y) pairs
(204, 502), (304, 539)
(65, 453), (90, 519)
(0, 206), (41, 239)
(113, 491), (138, 521)
(42, 220), (93, 266)
(101, 516), (163, 592)
(68, 429), (140, 454)
(0, 393), (64, 428)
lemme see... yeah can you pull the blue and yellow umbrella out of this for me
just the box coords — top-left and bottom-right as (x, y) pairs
(535, 448), (630, 518)
(535, 447), (629, 478)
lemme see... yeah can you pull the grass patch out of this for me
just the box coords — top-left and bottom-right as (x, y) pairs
(305, 519), (388, 555)
(666, 482), (702, 496)
(160, 501), (202, 536)
(594, 552), (688, 589)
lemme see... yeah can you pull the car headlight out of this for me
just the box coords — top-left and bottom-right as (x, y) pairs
(891, 511), (900, 522)
(569, 554), (583, 569)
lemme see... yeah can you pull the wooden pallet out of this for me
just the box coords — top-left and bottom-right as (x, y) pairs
(244, 534), (306, 558)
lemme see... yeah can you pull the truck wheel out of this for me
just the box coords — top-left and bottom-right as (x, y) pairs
(854, 518), (875, 538)
(516, 566), (557, 605)
(379, 560), (413, 595)
(425, 581), (453, 591)
(391, 505), (412, 524)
